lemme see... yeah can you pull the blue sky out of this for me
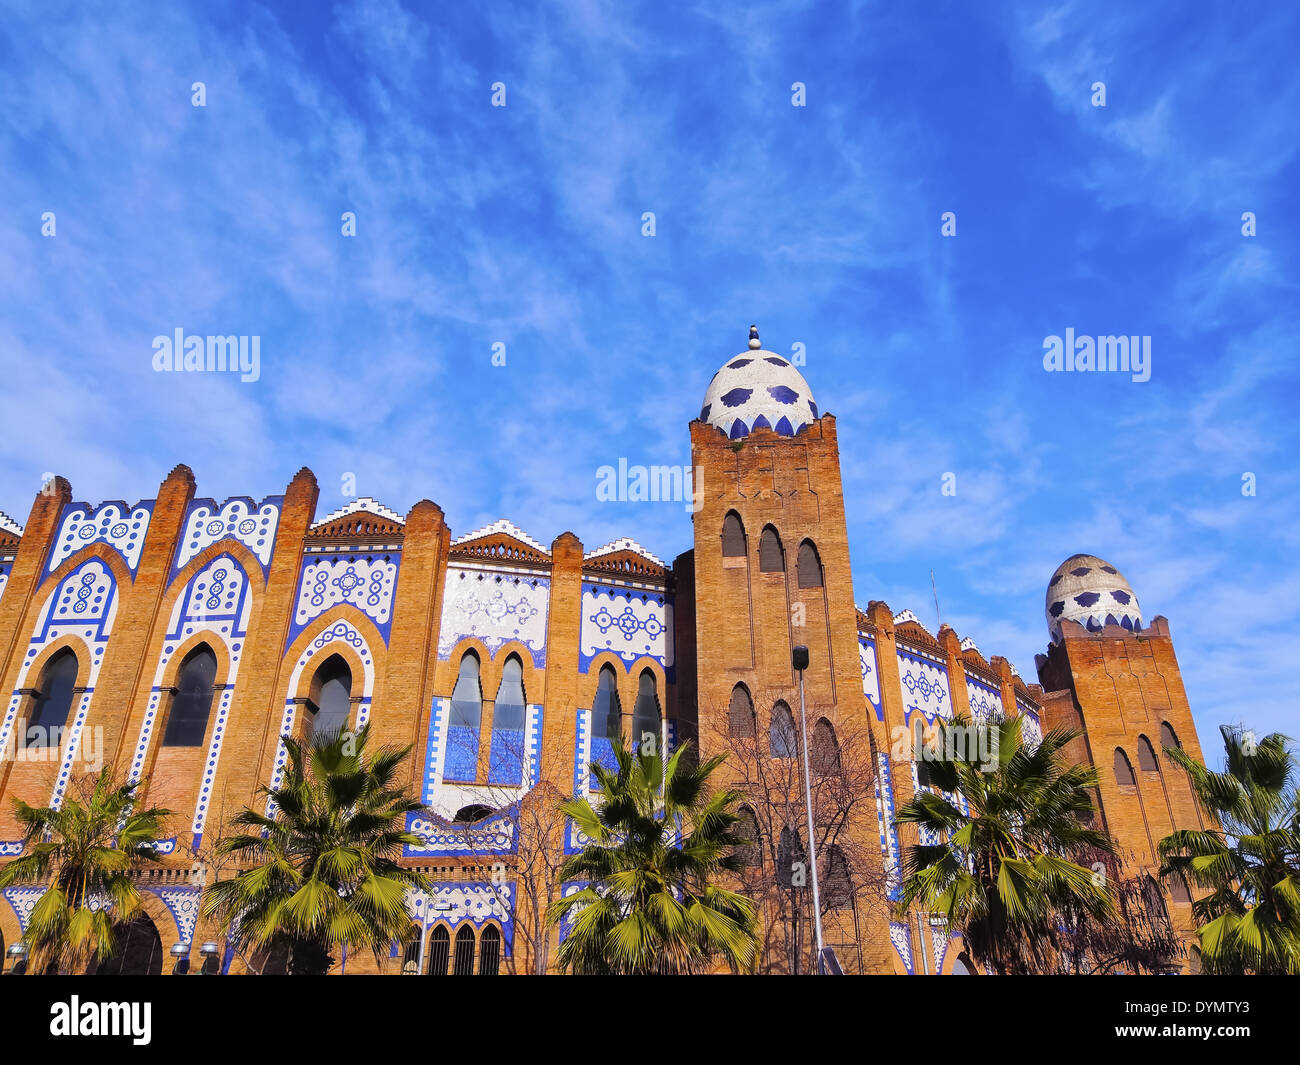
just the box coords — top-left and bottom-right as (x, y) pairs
(1, 0), (1297, 749)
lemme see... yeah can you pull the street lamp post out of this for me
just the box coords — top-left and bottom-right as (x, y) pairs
(792, 645), (826, 970)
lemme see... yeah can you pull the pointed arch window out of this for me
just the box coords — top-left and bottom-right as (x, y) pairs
(1137, 734), (1159, 772)
(592, 665), (621, 740)
(590, 664), (621, 776)
(478, 925), (501, 975)
(759, 526), (784, 572)
(728, 684), (755, 739)
(401, 928), (422, 975)
(722, 511), (747, 557)
(446, 653), (483, 782)
(1159, 721), (1182, 751)
(1114, 747), (1136, 787)
(163, 645), (218, 747)
(797, 540), (823, 588)
(769, 701), (797, 758)
(27, 649), (79, 748)
(307, 654), (352, 744)
(452, 925), (476, 976)
(631, 670), (661, 751)
(489, 655), (527, 786)
(427, 927), (450, 975)
(811, 718), (841, 777)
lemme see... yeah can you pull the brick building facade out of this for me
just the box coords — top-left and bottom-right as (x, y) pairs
(0, 329), (1206, 974)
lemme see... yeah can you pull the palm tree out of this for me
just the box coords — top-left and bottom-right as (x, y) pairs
(1158, 725), (1300, 974)
(0, 771), (171, 974)
(894, 715), (1116, 974)
(549, 739), (759, 974)
(201, 724), (430, 974)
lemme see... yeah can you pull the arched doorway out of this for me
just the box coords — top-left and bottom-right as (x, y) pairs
(95, 915), (164, 976)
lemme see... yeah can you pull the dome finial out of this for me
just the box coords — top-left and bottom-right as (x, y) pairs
(748, 324), (761, 350)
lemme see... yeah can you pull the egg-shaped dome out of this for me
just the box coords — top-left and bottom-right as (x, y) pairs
(699, 327), (818, 439)
(1045, 553), (1142, 641)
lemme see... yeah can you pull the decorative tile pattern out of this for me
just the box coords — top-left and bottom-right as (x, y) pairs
(889, 921), (915, 974)
(151, 886), (201, 944)
(47, 501), (152, 576)
(404, 882), (515, 957)
(929, 918), (952, 974)
(896, 647), (952, 723)
(128, 553), (253, 849)
(0, 558), (120, 807)
(404, 808), (517, 856)
(174, 496), (281, 574)
(875, 751), (902, 901)
(1017, 698), (1043, 749)
(1046, 553), (1142, 641)
(421, 697), (449, 804)
(3, 887), (47, 932)
(859, 636), (883, 721)
(288, 553), (399, 648)
(965, 674), (1004, 725)
(579, 583), (673, 677)
(700, 346), (818, 439)
(266, 621), (375, 815)
(437, 566), (549, 667)
(50, 691), (94, 808)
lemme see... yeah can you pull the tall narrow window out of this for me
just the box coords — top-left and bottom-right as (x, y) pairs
(736, 805), (761, 868)
(1114, 747), (1136, 786)
(722, 511), (746, 557)
(631, 671), (661, 750)
(769, 701), (797, 758)
(489, 655), (527, 786)
(163, 645), (218, 747)
(590, 665), (621, 774)
(1137, 734), (1159, 772)
(776, 825), (805, 889)
(427, 927), (450, 975)
(728, 684), (755, 738)
(824, 845), (853, 909)
(309, 655), (352, 743)
(811, 718), (841, 777)
(478, 925), (501, 975)
(797, 540), (823, 588)
(453, 925), (476, 976)
(1159, 721), (1181, 751)
(592, 666), (621, 740)
(401, 928), (421, 975)
(759, 526), (784, 572)
(446, 653), (482, 782)
(27, 649), (79, 748)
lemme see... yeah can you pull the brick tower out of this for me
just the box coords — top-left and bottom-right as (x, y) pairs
(1035, 553), (1208, 968)
(676, 326), (891, 973)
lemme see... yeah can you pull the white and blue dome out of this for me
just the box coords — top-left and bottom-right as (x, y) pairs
(699, 327), (818, 439)
(1046, 554), (1142, 641)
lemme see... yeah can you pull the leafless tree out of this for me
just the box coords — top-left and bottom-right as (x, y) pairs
(706, 688), (891, 974)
